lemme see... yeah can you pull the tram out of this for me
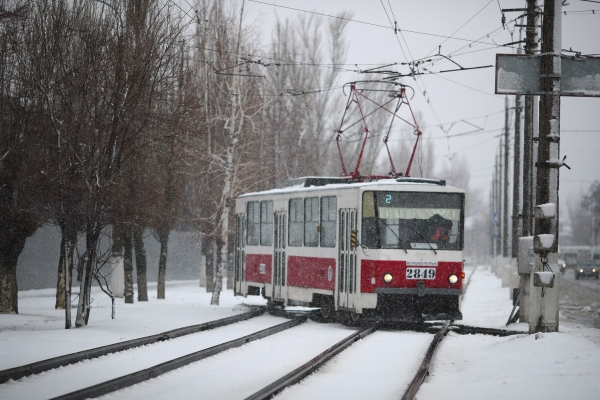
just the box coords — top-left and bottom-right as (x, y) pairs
(233, 176), (465, 322)
(233, 81), (465, 322)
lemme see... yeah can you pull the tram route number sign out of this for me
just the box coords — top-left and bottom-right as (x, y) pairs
(406, 268), (436, 280)
(495, 54), (600, 97)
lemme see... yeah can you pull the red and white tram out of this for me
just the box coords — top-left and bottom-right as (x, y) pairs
(233, 176), (465, 322)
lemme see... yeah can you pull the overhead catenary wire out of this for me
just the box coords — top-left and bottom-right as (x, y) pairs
(424, 0), (495, 57)
(378, 0), (445, 158)
(379, 0), (409, 63)
(247, 0), (527, 48)
(429, 72), (502, 99)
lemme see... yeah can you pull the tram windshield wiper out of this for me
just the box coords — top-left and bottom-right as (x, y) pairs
(407, 225), (437, 255)
(378, 219), (407, 254)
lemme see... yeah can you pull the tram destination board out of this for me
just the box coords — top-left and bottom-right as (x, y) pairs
(495, 54), (600, 97)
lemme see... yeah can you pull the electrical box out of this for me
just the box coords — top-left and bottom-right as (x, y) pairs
(518, 236), (535, 275)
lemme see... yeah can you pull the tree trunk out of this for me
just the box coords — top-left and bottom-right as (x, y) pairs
(133, 226), (148, 301)
(211, 233), (228, 305)
(123, 228), (134, 304)
(55, 233), (67, 309)
(204, 236), (215, 292)
(56, 226), (76, 321)
(0, 232), (26, 314)
(75, 226), (99, 327)
(157, 228), (169, 299)
(64, 228), (75, 329)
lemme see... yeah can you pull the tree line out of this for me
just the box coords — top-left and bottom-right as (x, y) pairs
(0, 0), (358, 326)
(1, 0), (457, 327)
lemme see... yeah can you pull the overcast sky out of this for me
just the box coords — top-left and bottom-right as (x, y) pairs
(233, 0), (600, 213)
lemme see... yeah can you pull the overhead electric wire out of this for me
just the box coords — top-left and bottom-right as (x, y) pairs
(379, 0), (444, 130)
(379, 0), (407, 63)
(429, 72), (501, 99)
(247, 0), (525, 48)
(425, 0), (495, 57)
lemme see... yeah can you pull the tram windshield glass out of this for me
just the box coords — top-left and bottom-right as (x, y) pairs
(361, 191), (464, 251)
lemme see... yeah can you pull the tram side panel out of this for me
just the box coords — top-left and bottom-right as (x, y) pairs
(235, 198), (273, 297)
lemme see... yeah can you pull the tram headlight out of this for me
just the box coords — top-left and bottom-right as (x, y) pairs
(448, 274), (458, 284)
(562, 263), (566, 268)
(580, 269), (584, 273)
(383, 273), (393, 283)
(593, 269), (596, 273)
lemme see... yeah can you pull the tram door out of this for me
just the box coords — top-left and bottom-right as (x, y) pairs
(234, 214), (245, 295)
(272, 212), (287, 301)
(338, 209), (357, 309)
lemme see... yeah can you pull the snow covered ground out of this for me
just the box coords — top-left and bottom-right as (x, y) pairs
(0, 280), (266, 370)
(1, 267), (599, 399)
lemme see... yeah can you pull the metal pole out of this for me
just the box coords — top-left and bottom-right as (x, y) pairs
(503, 96), (510, 258)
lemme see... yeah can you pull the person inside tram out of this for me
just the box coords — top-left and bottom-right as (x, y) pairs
(429, 216), (452, 247)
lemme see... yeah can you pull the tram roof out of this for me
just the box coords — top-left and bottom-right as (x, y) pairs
(238, 176), (465, 199)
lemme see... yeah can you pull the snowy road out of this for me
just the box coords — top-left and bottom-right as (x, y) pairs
(559, 269), (600, 329)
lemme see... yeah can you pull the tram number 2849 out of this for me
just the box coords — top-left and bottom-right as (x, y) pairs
(406, 268), (436, 280)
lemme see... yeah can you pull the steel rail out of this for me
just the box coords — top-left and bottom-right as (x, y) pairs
(50, 316), (306, 400)
(245, 326), (376, 400)
(450, 324), (525, 337)
(0, 308), (264, 384)
(401, 320), (451, 400)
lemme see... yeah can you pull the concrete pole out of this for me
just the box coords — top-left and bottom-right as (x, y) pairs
(503, 97), (510, 258)
(496, 143), (502, 259)
(512, 93), (522, 258)
(522, 0), (538, 237)
(531, 0), (561, 333)
(518, 0), (538, 324)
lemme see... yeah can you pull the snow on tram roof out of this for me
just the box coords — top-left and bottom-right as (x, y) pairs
(238, 177), (464, 198)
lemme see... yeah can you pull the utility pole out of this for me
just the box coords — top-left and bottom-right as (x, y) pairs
(531, 0), (561, 333)
(512, 90), (523, 258)
(522, 0), (538, 237)
(503, 96), (510, 257)
(496, 141), (502, 257)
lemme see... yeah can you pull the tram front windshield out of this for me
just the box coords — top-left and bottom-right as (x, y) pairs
(361, 191), (464, 251)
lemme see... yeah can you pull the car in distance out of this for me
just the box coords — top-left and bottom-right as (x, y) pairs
(558, 258), (567, 275)
(575, 259), (599, 280)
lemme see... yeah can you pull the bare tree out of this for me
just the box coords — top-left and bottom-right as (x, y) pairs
(263, 12), (352, 181)
(0, 1), (51, 314)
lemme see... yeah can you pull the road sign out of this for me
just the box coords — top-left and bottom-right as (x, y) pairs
(495, 54), (600, 97)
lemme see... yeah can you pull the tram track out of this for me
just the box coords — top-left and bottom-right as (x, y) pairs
(0, 308), (264, 385)
(243, 321), (454, 400)
(0, 313), (304, 400)
(245, 325), (376, 400)
(1, 266), (521, 400)
(51, 317), (305, 400)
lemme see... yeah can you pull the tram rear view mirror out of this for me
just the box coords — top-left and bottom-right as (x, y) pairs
(350, 230), (358, 248)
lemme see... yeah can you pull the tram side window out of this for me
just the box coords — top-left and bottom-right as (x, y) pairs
(305, 197), (319, 247)
(289, 198), (303, 246)
(320, 196), (337, 247)
(247, 201), (259, 245)
(260, 201), (273, 246)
